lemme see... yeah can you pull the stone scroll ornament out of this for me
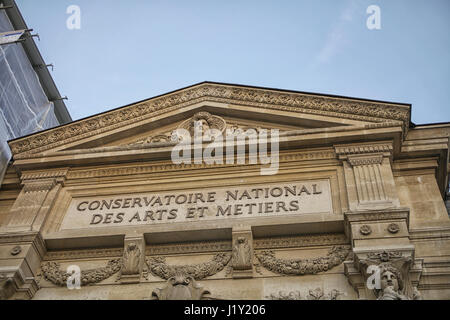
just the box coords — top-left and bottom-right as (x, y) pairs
(145, 252), (232, 281)
(255, 246), (351, 275)
(40, 259), (122, 286)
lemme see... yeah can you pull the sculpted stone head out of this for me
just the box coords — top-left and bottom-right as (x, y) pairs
(379, 263), (403, 293)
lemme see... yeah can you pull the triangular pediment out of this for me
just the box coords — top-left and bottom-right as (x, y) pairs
(9, 82), (410, 158)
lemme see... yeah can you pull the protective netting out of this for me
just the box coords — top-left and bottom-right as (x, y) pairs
(0, 10), (60, 183)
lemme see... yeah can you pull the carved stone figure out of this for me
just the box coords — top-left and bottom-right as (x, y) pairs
(232, 237), (252, 271)
(122, 242), (141, 276)
(376, 263), (409, 300)
(178, 112), (226, 140)
(152, 273), (210, 300)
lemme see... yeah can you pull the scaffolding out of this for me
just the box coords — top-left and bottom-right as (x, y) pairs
(0, 9), (60, 182)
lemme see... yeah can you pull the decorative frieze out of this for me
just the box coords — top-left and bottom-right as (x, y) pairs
(40, 259), (122, 286)
(10, 83), (410, 157)
(145, 253), (232, 281)
(255, 245), (351, 276)
(265, 288), (345, 300)
(335, 142), (399, 211)
(65, 149), (336, 181)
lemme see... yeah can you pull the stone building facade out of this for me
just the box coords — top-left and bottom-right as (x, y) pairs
(0, 82), (449, 300)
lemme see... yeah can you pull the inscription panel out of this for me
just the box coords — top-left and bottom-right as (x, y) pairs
(61, 180), (333, 230)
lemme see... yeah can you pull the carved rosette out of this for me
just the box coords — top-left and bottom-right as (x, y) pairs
(41, 259), (122, 286)
(255, 246), (351, 276)
(145, 253), (232, 281)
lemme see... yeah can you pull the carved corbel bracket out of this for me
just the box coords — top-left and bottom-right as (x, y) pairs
(344, 247), (423, 300)
(231, 225), (254, 279)
(0, 232), (45, 300)
(343, 208), (410, 247)
(0, 268), (39, 300)
(119, 235), (145, 284)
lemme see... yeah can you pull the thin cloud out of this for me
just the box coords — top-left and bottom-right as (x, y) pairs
(314, 0), (358, 66)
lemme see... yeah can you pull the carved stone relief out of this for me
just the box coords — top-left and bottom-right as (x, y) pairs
(265, 288), (345, 300)
(145, 253), (231, 281)
(348, 249), (424, 300)
(152, 273), (210, 300)
(41, 259), (122, 286)
(121, 243), (141, 276)
(232, 237), (252, 271)
(256, 246), (351, 276)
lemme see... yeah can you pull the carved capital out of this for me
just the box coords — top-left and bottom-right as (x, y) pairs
(335, 142), (399, 211)
(348, 154), (383, 167)
(4, 170), (68, 232)
(334, 142), (393, 160)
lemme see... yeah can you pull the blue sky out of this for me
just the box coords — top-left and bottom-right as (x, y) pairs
(17, 0), (450, 124)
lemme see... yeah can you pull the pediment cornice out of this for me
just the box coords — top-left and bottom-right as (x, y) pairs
(9, 82), (410, 157)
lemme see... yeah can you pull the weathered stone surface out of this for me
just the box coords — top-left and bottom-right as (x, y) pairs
(0, 83), (448, 300)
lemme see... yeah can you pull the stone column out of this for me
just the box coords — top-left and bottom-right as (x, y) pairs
(0, 169), (67, 300)
(3, 169), (68, 232)
(334, 142), (423, 299)
(231, 225), (253, 279)
(334, 142), (399, 211)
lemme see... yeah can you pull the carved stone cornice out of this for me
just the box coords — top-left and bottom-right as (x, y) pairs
(44, 248), (123, 261)
(347, 154), (384, 167)
(43, 234), (349, 260)
(254, 233), (348, 249)
(334, 142), (394, 160)
(20, 169), (69, 182)
(9, 83), (410, 157)
(0, 231), (46, 259)
(147, 241), (232, 256)
(344, 208), (410, 225)
(65, 150), (336, 180)
(22, 180), (56, 193)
